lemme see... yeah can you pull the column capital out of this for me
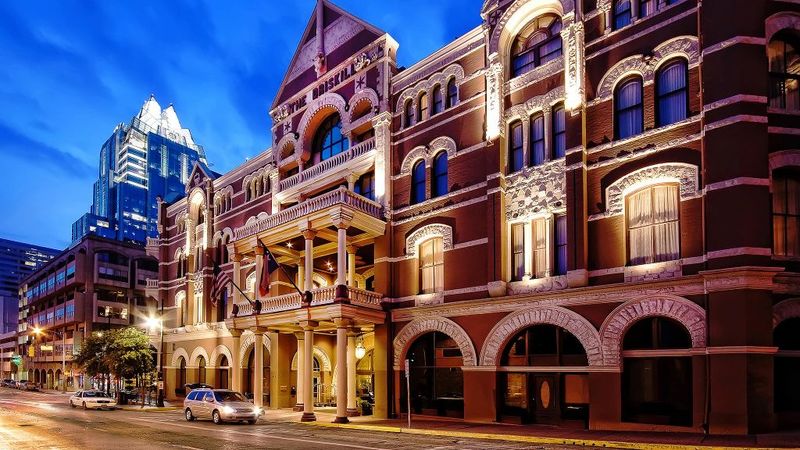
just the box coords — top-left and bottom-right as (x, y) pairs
(254, 245), (265, 256)
(249, 326), (268, 335)
(346, 244), (358, 254)
(301, 229), (317, 241)
(330, 209), (354, 229)
(299, 320), (318, 330)
(333, 318), (352, 328)
(231, 253), (243, 263)
(229, 329), (244, 338)
(294, 331), (305, 341)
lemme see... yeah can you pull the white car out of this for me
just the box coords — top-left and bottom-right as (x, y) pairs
(70, 390), (117, 410)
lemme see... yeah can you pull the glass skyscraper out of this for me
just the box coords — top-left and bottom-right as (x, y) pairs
(0, 238), (59, 334)
(72, 95), (207, 244)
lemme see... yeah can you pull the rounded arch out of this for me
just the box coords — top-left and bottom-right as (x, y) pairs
(774, 298), (800, 328)
(480, 306), (603, 366)
(348, 88), (380, 119)
(395, 65), (465, 112)
(188, 346), (210, 368)
(400, 136), (457, 176)
(487, 0), (572, 58)
(276, 132), (299, 164)
(238, 332), (272, 368)
(769, 149), (800, 171)
(311, 272), (329, 288)
(766, 11), (800, 43)
(170, 347), (190, 367)
(400, 146), (428, 175)
(209, 344), (234, 368)
(296, 92), (350, 159)
(393, 317), (477, 369)
(603, 162), (699, 217)
(600, 295), (706, 366)
(290, 346), (332, 371)
(405, 223), (454, 257)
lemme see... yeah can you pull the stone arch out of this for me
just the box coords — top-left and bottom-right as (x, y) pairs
(311, 272), (329, 288)
(399, 136), (458, 175)
(405, 223), (454, 257)
(348, 88), (380, 119)
(766, 11), (800, 42)
(170, 347), (190, 367)
(188, 346), (210, 368)
(290, 346), (333, 371)
(276, 132), (298, 164)
(769, 150), (800, 171)
(209, 344), (233, 368)
(487, 0), (573, 57)
(395, 64), (465, 112)
(296, 92), (350, 160)
(505, 86), (565, 122)
(773, 298), (800, 328)
(238, 331), (272, 368)
(400, 146), (428, 175)
(599, 295), (706, 366)
(480, 306), (603, 366)
(603, 162), (699, 217)
(393, 317), (477, 369)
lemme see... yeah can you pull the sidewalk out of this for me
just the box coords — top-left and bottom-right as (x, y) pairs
(264, 409), (800, 450)
(37, 388), (179, 411)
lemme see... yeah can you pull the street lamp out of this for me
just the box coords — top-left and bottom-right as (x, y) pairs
(144, 315), (165, 407)
(31, 327), (67, 392)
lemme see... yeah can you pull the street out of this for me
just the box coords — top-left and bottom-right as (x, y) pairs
(0, 389), (594, 450)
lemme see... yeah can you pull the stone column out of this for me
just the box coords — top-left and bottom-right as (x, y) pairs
(346, 331), (359, 416)
(301, 322), (317, 422)
(301, 229), (316, 292)
(253, 330), (265, 407)
(333, 319), (350, 423)
(331, 209), (353, 301)
(254, 245), (265, 302)
(371, 112), (392, 207)
(347, 246), (356, 287)
(230, 330), (242, 393)
(297, 259), (305, 293)
(543, 106), (553, 162)
(294, 332), (304, 411)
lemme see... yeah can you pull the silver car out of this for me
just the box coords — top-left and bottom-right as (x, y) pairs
(183, 388), (261, 424)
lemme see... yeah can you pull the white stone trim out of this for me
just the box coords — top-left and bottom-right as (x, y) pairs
(399, 136), (458, 176)
(405, 224), (453, 257)
(208, 344), (233, 368)
(705, 177), (770, 192)
(238, 331), (272, 368)
(295, 92), (350, 159)
(766, 11), (800, 43)
(392, 196), (487, 226)
(170, 347), (190, 367)
(599, 163), (699, 218)
(393, 317), (477, 368)
(704, 115), (767, 132)
(290, 346), (332, 372)
(479, 306), (603, 366)
(769, 126), (800, 135)
(769, 150), (800, 171)
(395, 64), (465, 113)
(702, 95), (767, 112)
(188, 346), (210, 368)
(702, 36), (766, 56)
(706, 247), (772, 260)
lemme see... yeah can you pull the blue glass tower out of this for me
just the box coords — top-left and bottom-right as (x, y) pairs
(72, 95), (207, 244)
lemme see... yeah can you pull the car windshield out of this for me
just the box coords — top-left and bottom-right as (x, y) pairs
(83, 391), (105, 397)
(214, 391), (246, 402)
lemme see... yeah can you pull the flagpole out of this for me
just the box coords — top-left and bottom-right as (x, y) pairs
(209, 254), (255, 305)
(259, 239), (306, 298)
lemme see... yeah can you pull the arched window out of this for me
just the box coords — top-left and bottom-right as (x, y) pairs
(552, 104), (566, 158)
(530, 114), (545, 166)
(411, 160), (426, 205)
(775, 317), (800, 413)
(431, 152), (448, 198)
(177, 253), (185, 278)
(313, 114), (349, 163)
(178, 357), (187, 393)
(217, 355), (229, 390)
(197, 356), (206, 384)
(768, 34), (800, 110)
(419, 237), (444, 294)
(656, 59), (689, 127)
(404, 332), (463, 418)
(176, 291), (186, 327)
(613, 0), (633, 30)
(446, 78), (458, 108)
(511, 14), (563, 78)
(509, 121), (524, 173)
(431, 85), (443, 115)
(622, 317), (692, 426)
(773, 169), (800, 256)
(417, 93), (428, 122)
(615, 76), (644, 139)
(404, 100), (414, 128)
(626, 184), (680, 265)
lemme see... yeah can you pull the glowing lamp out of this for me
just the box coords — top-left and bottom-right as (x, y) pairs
(355, 341), (366, 360)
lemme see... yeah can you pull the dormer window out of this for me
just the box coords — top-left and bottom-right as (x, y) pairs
(511, 14), (562, 78)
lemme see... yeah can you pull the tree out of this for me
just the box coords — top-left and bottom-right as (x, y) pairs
(73, 332), (111, 393)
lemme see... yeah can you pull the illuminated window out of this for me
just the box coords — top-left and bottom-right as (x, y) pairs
(419, 237), (444, 294)
(417, 93), (428, 122)
(768, 34), (800, 110)
(532, 218), (548, 278)
(509, 121), (524, 173)
(404, 100), (414, 128)
(773, 170), (800, 256)
(626, 184), (680, 265)
(312, 114), (349, 163)
(552, 104), (566, 158)
(615, 76), (644, 139)
(530, 114), (545, 166)
(511, 14), (562, 78)
(511, 223), (525, 281)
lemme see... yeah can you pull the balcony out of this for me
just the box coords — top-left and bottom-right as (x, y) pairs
(278, 137), (375, 192)
(233, 286), (383, 316)
(146, 278), (159, 289)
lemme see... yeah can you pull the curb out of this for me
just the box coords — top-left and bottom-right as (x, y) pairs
(117, 406), (180, 412)
(301, 421), (788, 450)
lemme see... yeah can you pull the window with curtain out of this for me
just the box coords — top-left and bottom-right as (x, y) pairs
(615, 77), (644, 139)
(417, 93), (428, 122)
(639, 0), (655, 18)
(530, 114), (545, 166)
(773, 170), (800, 256)
(511, 15), (563, 78)
(626, 184), (680, 265)
(404, 100), (414, 128)
(419, 237), (444, 294)
(446, 78), (458, 108)
(768, 35), (800, 110)
(511, 223), (526, 281)
(432, 152), (448, 198)
(656, 59), (688, 127)
(552, 104), (566, 158)
(509, 121), (524, 172)
(432, 85), (443, 115)
(411, 160), (426, 205)
(532, 218), (548, 278)
(614, 0), (633, 30)
(313, 114), (349, 163)
(554, 214), (567, 276)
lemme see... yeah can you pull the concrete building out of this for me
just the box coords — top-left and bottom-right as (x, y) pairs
(17, 235), (158, 390)
(0, 238), (59, 334)
(147, 0), (800, 435)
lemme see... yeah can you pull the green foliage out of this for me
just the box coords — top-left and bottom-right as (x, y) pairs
(73, 332), (110, 377)
(74, 327), (154, 379)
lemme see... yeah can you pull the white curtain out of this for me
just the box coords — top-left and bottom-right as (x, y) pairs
(420, 238), (444, 293)
(627, 185), (679, 264)
(533, 218), (548, 278)
(512, 223), (526, 280)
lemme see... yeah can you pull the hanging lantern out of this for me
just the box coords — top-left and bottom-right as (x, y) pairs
(355, 341), (366, 360)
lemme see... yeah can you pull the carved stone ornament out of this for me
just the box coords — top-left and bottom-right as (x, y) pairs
(271, 104), (290, 123)
(505, 86), (564, 122)
(353, 52), (372, 71)
(395, 64), (465, 111)
(505, 56), (564, 95)
(405, 223), (453, 257)
(507, 275), (569, 295)
(602, 162), (699, 218)
(504, 159), (567, 221)
(399, 136), (457, 175)
(487, 0), (576, 55)
(313, 52), (327, 77)
(393, 317), (477, 368)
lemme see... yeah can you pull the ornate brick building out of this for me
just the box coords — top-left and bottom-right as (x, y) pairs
(147, 0), (800, 434)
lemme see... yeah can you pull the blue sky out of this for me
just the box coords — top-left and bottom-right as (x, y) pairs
(0, 0), (482, 250)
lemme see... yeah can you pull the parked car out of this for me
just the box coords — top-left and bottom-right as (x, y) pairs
(183, 383), (213, 393)
(17, 381), (38, 391)
(184, 388), (261, 425)
(1, 379), (15, 388)
(70, 390), (117, 410)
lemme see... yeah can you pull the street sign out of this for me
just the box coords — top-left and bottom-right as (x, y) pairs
(27, 346), (34, 357)
(10, 355), (22, 365)
(40, 345), (53, 352)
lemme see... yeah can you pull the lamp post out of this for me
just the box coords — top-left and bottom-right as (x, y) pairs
(145, 315), (164, 407)
(32, 326), (66, 392)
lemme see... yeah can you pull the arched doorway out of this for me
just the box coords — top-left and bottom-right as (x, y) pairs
(197, 356), (207, 384)
(402, 331), (464, 418)
(55, 369), (62, 390)
(217, 355), (230, 390)
(243, 347), (270, 404)
(177, 357), (187, 396)
(774, 317), (800, 426)
(356, 349), (376, 415)
(498, 324), (589, 425)
(621, 317), (692, 426)
(47, 369), (54, 389)
(33, 369), (39, 384)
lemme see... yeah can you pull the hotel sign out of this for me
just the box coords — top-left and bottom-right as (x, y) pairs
(281, 63), (357, 118)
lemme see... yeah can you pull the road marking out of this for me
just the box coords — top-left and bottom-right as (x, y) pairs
(129, 416), (389, 450)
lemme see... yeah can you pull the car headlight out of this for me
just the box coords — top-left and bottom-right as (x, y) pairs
(221, 406), (235, 414)
(253, 407), (262, 415)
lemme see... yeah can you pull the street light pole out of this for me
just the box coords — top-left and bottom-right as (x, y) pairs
(59, 330), (66, 392)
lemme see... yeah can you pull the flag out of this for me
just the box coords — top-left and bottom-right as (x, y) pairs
(210, 260), (232, 307)
(258, 243), (280, 298)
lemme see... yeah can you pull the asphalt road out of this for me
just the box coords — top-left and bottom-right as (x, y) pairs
(0, 388), (593, 450)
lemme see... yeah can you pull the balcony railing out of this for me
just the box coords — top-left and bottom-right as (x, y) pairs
(146, 278), (159, 289)
(234, 187), (384, 240)
(233, 286), (383, 316)
(278, 137), (375, 192)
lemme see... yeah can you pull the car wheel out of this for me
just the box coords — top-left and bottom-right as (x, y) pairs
(185, 408), (195, 421)
(82, 402), (87, 410)
(212, 410), (222, 425)
(70, 401), (76, 408)
(247, 419), (256, 425)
